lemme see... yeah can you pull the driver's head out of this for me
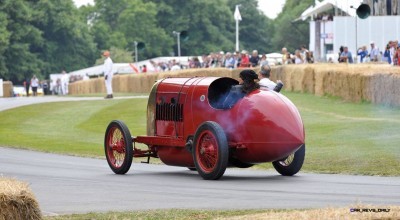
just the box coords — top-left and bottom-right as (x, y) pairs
(239, 69), (258, 83)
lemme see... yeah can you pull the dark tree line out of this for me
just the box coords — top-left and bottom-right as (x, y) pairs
(0, 0), (312, 83)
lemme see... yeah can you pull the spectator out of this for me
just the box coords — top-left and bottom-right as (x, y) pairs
(30, 75), (39, 96)
(61, 70), (69, 95)
(249, 50), (260, 67)
(218, 51), (225, 67)
(357, 46), (368, 63)
(300, 45), (309, 60)
(281, 47), (288, 64)
(239, 50), (250, 68)
(285, 53), (293, 64)
(305, 51), (314, 63)
(193, 57), (201, 68)
(294, 50), (304, 64)
(338, 46), (344, 63)
(224, 52), (235, 69)
(23, 78), (30, 97)
(260, 54), (268, 67)
(339, 46), (354, 63)
(142, 64), (147, 73)
(234, 51), (240, 68)
(383, 44), (392, 64)
(369, 41), (380, 62)
(42, 80), (49, 95)
(171, 59), (181, 71)
(390, 41), (396, 65)
(394, 46), (400, 66)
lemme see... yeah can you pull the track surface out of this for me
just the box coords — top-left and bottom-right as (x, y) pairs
(1, 97), (400, 215)
(1, 147), (399, 215)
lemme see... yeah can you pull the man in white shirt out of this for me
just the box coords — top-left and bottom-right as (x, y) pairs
(258, 64), (277, 90)
(369, 41), (380, 62)
(61, 70), (69, 95)
(103, 51), (113, 99)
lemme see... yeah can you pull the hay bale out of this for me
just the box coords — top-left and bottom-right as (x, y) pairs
(67, 64), (400, 106)
(0, 177), (41, 220)
(2, 81), (13, 97)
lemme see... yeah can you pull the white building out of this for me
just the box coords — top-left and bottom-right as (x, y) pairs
(300, 0), (400, 62)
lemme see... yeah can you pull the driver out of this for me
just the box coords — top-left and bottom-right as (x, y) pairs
(222, 69), (260, 109)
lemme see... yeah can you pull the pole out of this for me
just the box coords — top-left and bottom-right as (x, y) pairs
(134, 41), (138, 63)
(177, 32), (181, 57)
(355, 16), (357, 63)
(235, 19), (239, 51)
(173, 31), (181, 57)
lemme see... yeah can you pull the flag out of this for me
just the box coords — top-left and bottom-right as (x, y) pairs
(234, 5), (242, 21)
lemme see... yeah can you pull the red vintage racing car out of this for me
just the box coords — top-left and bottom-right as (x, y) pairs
(104, 77), (305, 180)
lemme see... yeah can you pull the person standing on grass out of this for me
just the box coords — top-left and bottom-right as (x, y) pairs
(103, 50), (114, 99)
(61, 70), (69, 95)
(24, 78), (30, 97)
(30, 75), (39, 96)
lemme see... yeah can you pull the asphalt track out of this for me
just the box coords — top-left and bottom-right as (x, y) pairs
(1, 97), (400, 215)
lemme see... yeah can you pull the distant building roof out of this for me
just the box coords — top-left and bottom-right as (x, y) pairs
(298, 0), (361, 21)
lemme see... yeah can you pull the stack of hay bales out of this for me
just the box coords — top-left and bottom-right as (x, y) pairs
(68, 64), (400, 106)
(272, 63), (400, 106)
(0, 177), (41, 220)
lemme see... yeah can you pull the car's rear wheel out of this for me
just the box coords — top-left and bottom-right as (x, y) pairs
(272, 144), (305, 176)
(104, 120), (133, 174)
(193, 121), (229, 180)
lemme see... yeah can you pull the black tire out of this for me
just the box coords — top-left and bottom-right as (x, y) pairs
(272, 144), (305, 176)
(229, 158), (254, 168)
(193, 121), (229, 180)
(104, 120), (134, 174)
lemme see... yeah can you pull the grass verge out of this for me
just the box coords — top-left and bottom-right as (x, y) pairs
(44, 205), (400, 220)
(0, 92), (399, 175)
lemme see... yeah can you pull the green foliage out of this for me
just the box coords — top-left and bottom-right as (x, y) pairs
(94, 47), (134, 65)
(1, 0), (44, 82)
(0, 0), (97, 82)
(271, 0), (314, 52)
(0, 0), (316, 82)
(32, 0), (97, 75)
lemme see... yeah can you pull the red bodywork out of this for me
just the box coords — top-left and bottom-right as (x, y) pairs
(134, 77), (305, 168)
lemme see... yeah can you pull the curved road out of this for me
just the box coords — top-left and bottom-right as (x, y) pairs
(1, 97), (400, 215)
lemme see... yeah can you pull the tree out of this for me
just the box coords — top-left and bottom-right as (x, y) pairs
(89, 0), (173, 59)
(148, 0), (235, 55)
(32, 0), (97, 75)
(1, 0), (44, 82)
(271, 0), (314, 53)
(0, 9), (10, 79)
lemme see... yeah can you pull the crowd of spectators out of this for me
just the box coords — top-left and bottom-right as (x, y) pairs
(338, 40), (400, 65)
(145, 46), (317, 73)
